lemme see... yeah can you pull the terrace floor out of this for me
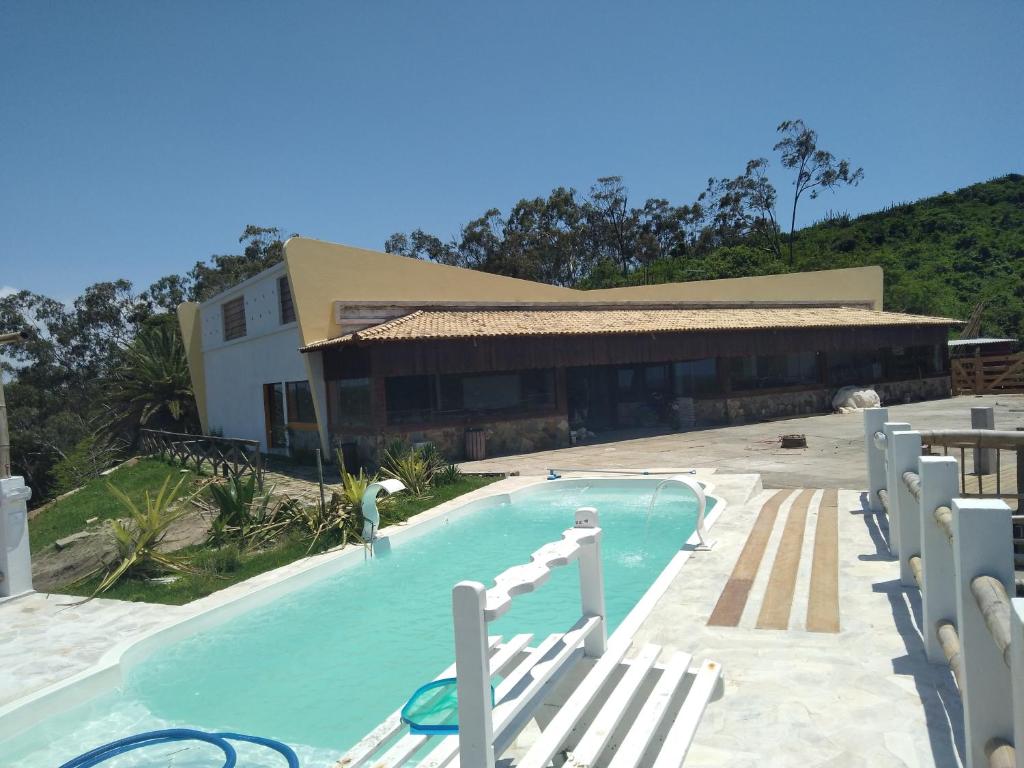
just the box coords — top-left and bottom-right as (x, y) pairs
(461, 394), (1024, 492)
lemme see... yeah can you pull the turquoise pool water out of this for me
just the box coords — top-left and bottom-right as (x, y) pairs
(4, 479), (709, 767)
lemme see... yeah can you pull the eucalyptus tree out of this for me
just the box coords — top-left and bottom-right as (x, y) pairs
(774, 119), (864, 264)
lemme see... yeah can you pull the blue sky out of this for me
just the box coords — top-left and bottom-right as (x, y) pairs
(1, 0), (1021, 301)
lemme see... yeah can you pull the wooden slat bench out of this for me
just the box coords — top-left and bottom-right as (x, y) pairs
(336, 506), (722, 768)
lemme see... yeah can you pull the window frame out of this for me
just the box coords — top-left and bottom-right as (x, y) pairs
(278, 276), (296, 325)
(222, 296), (247, 341)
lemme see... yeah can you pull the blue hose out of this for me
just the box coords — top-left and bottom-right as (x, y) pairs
(57, 728), (299, 768)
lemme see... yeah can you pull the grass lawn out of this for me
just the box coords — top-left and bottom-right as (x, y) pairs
(29, 459), (204, 553)
(58, 474), (499, 605)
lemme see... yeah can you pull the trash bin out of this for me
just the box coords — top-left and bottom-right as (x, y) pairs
(465, 428), (486, 461)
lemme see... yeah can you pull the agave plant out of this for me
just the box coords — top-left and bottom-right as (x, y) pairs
(205, 475), (276, 547)
(88, 475), (196, 596)
(435, 462), (463, 486)
(381, 444), (435, 496)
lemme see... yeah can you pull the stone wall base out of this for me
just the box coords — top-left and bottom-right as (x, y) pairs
(694, 376), (952, 426)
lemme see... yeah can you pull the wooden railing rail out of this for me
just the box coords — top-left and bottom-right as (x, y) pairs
(139, 428), (263, 485)
(863, 407), (1022, 768)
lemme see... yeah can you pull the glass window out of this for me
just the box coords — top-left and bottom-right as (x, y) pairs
(673, 358), (718, 397)
(521, 369), (556, 408)
(616, 368), (636, 396)
(887, 345), (943, 379)
(390, 369), (557, 425)
(828, 350), (883, 385)
(278, 276), (295, 324)
(386, 375), (435, 425)
(285, 380), (316, 424)
(329, 378), (372, 428)
(222, 296), (246, 341)
(730, 352), (819, 390)
(263, 383), (286, 449)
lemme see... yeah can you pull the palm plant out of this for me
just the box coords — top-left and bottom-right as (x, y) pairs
(111, 322), (198, 432)
(88, 475), (195, 596)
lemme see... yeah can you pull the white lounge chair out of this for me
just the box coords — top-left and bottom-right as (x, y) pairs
(337, 507), (722, 768)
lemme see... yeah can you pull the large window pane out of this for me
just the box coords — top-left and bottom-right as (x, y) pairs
(828, 350), (883, 385)
(389, 369), (556, 425)
(673, 358), (718, 397)
(285, 380), (316, 424)
(887, 345), (943, 379)
(730, 352), (819, 390)
(386, 375), (435, 425)
(329, 378), (372, 428)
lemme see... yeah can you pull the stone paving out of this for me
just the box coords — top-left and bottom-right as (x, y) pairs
(461, 394), (1024, 489)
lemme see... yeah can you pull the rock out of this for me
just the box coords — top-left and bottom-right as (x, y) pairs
(54, 531), (93, 550)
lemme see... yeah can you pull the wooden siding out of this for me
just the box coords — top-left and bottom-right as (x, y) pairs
(322, 324), (950, 378)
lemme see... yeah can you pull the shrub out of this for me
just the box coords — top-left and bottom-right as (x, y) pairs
(84, 475), (196, 597)
(435, 463), (463, 486)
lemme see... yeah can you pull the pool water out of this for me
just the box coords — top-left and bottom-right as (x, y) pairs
(4, 480), (708, 768)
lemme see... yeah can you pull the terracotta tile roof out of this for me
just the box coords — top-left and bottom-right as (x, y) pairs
(300, 306), (958, 351)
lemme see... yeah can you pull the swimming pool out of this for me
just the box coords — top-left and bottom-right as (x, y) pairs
(1, 478), (720, 767)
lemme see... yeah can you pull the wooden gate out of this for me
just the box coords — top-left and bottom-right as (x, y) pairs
(951, 353), (1024, 394)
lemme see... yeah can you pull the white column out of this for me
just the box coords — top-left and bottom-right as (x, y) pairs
(1009, 599), (1024, 768)
(0, 476), (33, 598)
(892, 431), (923, 586)
(970, 406), (995, 475)
(882, 421), (911, 557)
(918, 456), (959, 664)
(452, 580), (495, 768)
(863, 407), (890, 513)
(951, 497), (1014, 768)
(575, 507), (607, 658)
(302, 350), (333, 457)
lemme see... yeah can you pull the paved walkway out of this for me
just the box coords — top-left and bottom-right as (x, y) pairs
(633, 487), (963, 767)
(462, 394), (1024, 489)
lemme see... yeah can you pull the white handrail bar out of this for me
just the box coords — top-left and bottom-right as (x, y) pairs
(452, 507), (607, 768)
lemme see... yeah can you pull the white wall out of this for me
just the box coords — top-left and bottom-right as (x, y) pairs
(199, 265), (309, 449)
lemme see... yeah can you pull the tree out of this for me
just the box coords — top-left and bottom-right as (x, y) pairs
(700, 158), (782, 260)
(109, 318), (198, 434)
(774, 119), (863, 264)
(187, 225), (290, 302)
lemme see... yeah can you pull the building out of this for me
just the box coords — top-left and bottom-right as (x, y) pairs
(177, 237), (956, 466)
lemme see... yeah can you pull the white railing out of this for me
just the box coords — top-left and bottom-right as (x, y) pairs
(453, 506), (607, 768)
(863, 407), (1024, 768)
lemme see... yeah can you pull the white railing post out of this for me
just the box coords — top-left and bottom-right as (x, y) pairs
(575, 506), (607, 658)
(864, 407), (890, 513)
(883, 421), (912, 557)
(1009, 599), (1024, 768)
(892, 430), (922, 587)
(951, 497), (1014, 768)
(452, 580), (495, 768)
(918, 456), (959, 665)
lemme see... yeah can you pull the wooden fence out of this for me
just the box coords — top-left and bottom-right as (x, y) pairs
(140, 429), (263, 484)
(952, 353), (1024, 395)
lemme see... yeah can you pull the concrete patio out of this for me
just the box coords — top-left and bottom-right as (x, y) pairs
(461, 394), (1024, 489)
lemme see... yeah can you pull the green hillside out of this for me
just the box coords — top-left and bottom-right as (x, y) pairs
(626, 174), (1024, 337)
